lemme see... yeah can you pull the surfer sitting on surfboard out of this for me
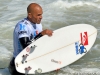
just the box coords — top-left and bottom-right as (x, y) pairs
(8, 3), (53, 75)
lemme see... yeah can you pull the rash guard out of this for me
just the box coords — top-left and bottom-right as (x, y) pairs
(13, 18), (42, 58)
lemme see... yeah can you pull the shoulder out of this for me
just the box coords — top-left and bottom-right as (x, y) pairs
(19, 18), (29, 26)
(15, 18), (30, 30)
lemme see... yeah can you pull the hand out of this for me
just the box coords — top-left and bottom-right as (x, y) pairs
(41, 29), (53, 36)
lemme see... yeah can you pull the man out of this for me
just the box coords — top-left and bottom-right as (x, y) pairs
(8, 3), (53, 75)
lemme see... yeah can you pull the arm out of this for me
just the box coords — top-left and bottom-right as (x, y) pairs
(19, 37), (31, 49)
(34, 29), (53, 40)
(34, 33), (43, 40)
(19, 33), (43, 49)
(19, 33), (42, 48)
(19, 29), (53, 49)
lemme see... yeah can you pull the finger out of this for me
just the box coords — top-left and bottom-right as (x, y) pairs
(49, 31), (53, 36)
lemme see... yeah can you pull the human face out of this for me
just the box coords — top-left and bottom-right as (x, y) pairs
(28, 7), (43, 24)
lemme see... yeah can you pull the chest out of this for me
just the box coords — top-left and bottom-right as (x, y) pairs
(27, 24), (42, 37)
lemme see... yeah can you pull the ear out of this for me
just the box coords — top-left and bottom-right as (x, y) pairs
(28, 13), (32, 18)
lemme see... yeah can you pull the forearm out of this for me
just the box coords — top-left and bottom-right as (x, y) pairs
(19, 33), (43, 49)
(34, 33), (43, 40)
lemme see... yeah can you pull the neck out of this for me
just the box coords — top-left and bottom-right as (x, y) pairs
(27, 17), (36, 24)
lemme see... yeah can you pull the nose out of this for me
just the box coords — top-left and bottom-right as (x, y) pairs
(40, 15), (42, 19)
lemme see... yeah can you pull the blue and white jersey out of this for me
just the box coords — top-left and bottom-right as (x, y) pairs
(13, 18), (42, 58)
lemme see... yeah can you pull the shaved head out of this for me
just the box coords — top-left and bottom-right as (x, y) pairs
(27, 3), (42, 13)
(27, 3), (43, 24)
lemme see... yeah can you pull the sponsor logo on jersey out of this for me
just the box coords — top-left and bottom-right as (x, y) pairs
(18, 31), (27, 34)
(18, 24), (27, 35)
(34, 30), (39, 37)
(20, 24), (25, 31)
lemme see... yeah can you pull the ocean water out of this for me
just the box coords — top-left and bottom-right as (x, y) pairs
(0, 0), (100, 75)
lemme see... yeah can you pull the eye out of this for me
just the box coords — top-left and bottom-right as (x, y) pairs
(37, 14), (41, 16)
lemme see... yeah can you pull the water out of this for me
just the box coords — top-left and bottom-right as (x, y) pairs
(0, 0), (100, 75)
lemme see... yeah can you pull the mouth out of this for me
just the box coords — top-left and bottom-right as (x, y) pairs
(38, 19), (41, 23)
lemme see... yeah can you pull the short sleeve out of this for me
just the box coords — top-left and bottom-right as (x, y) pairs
(18, 23), (29, 38)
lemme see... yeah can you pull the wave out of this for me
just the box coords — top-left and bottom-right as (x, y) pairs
(47, 0), (100, 9)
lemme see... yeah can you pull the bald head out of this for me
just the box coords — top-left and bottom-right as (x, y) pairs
(27, 3), (43, 24)
(27, 3), (42, 13)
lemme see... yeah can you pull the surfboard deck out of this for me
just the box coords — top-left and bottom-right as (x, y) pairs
(15, 24), (97, 74)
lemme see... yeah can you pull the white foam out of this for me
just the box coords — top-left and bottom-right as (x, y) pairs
(0, 46), (12, 60)
(47, 0), (99, 9)
(80, 68), (100, 74)
(58, 67), (100, 75)
(42, 0), (100, 29)
(92, 44), (100, 51)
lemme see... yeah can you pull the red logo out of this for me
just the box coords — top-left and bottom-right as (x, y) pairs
(36, 30), (38, 35)
(80, 32), (88, 46)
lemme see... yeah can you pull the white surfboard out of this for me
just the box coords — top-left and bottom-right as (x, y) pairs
(15, 24), (97, 74)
